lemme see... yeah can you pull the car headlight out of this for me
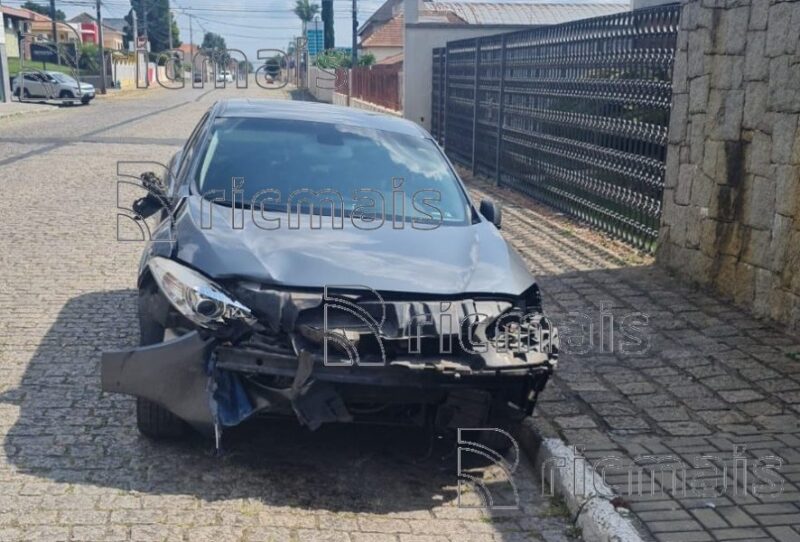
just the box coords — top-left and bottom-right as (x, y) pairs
(148, 257), (255, 329)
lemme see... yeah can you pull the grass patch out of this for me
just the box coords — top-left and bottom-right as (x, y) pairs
(544, 495), (570, 518)
(7, 56), (85, 77)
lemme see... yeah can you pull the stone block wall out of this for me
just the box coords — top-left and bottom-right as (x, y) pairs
(658, 0), (800, 329)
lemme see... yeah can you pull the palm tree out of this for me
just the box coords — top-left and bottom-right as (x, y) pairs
(293, 0), (321, 36)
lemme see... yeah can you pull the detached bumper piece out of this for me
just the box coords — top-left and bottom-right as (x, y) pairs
(101, 332), (216, 434)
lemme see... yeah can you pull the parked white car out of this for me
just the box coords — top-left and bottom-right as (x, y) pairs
(216, 70), (234, 83)
(12, 71), (95, 105)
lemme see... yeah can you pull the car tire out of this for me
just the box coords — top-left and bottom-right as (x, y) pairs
(476, 393), (520, 455)
(22, 88), (30, 99)
(60, 90), (75, 105)
(136, 397), (187, 439)
(476, 422), (516, 455)
(134, 297), (188, 439)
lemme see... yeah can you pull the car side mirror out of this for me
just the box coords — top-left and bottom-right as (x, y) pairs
(132, 171), (169, 220)
(480, 198), (502, 229)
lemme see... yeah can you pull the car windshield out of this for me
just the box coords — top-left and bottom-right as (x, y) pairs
(49, 73), (76, 85)
(194, 117), (471, 226)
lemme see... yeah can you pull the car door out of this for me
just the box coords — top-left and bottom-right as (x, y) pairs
(22, 73), (44, 97)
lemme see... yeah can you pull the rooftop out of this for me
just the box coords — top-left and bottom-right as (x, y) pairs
(359, 0), (630, 33)
(0, 5), (34, 20)
(215, 99), (425, 137)
(423, 2), (630, 25)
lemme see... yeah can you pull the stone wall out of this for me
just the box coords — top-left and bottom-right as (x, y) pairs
(657, 0), (800, 329)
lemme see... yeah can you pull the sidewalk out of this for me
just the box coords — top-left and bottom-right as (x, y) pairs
(0, 100), (57, 120)
(0, 86), (165, 121)
(461, 168), (800, 542)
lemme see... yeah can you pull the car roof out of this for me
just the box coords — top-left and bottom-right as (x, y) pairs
(214, 99), (429, 138)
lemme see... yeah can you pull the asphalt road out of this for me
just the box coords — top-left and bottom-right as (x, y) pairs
(0, 85), (573, 541)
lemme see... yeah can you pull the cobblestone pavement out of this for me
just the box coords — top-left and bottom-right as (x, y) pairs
(0, 86), (574, 541)
(462, 171), (800, 542)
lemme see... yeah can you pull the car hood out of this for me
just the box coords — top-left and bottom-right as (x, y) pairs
(165, 196), (535, 297)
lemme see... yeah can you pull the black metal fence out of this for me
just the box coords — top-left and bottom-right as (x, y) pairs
(431, 5), (681, 252)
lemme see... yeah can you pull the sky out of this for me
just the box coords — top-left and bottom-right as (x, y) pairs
(4, 0), (613, 62)
(5, 0), (387, 60)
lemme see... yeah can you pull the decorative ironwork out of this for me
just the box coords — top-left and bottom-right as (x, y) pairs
(431, 5), (681, 252)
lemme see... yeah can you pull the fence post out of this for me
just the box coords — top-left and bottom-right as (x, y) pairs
(443, 46), (449, 150)
(495, 34), (507, 187)
(471, 38), (481, 175)
(347, 68), (352, 106)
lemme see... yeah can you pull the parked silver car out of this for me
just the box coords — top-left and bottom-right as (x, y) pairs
(12, 71), (95, 104)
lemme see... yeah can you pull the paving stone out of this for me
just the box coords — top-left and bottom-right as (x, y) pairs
(689, 508), (728, 529)
(716, 507), (758, 528)
(765, 527), (800, 542)
(710, 527), (767, 540)
(653, 532), (713, 542)
(553, 415), (597, 429)
(659, 422), (712, 436)
(647, 407), (691, 422)
(724, 390), (765, 403)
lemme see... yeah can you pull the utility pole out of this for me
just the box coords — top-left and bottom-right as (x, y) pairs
(50, 0), (59, 64)
(142, 0), (148, 43)
(131, 8), (137, 51)
(188, 14), (193, 78)
(96, 0), (106, 94)
(351, 0), (357, 67)
(168, 9), (173, 50)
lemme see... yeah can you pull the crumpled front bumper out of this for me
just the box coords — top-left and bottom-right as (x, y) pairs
(101, 331), (554, 435)
(101, 332), (217, 433)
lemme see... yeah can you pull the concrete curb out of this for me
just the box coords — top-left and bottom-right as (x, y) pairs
(0, 106), (55, 121)
(515, 417), (647, 542)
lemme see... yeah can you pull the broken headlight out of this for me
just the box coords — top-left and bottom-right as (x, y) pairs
(148, 257), (256, 329)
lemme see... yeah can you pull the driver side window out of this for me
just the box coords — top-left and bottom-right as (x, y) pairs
(176, 112), (210, 183)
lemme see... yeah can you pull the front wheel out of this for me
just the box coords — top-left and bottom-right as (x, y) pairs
(134, 301), (188, 439)
(59, 90), (75, 105)
(136, 397), (187, 439)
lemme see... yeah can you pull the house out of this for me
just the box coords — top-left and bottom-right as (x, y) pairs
(384, 0), (631, 129)
(24, 9), (81, 45)
(359, 14), (403, 63)
(177, 43), (214, 81)
(1, 5), (33, 59)
(360, 0), (632, 66)
(102, 18), (127, 35)
(68, 13), (124, 50)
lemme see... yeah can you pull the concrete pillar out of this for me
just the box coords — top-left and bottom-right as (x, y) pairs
(405, 0), (422, 24)
(632, 0), (677, 9)
(0, 12), (10, 103)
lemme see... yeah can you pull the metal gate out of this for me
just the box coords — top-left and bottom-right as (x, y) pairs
(431, 5), (681, 252)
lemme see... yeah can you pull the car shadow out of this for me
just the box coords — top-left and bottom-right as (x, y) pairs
(0, 289), (522, 515)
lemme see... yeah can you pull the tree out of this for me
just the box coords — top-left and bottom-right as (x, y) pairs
(22, 1), (65, 21)
(169, 12), (182, 49)
(293, 0), (320, 36)
(124, 0), (180, 54)
(201, 32), (230, 70)
(358, 53), (376, 67)
(321, 0), (334, 50)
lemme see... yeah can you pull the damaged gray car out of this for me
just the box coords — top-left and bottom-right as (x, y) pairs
(103, 99), (557, 449)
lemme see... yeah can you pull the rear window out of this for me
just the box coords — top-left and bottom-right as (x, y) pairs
(194, 117), (471, 226)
